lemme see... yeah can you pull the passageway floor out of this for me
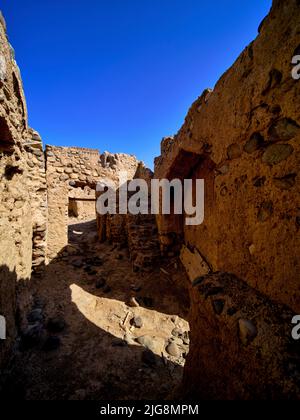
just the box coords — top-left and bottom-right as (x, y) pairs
(2, 219), (190, 400)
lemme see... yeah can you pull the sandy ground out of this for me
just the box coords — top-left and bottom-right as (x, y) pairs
(2, 219), (190, 400)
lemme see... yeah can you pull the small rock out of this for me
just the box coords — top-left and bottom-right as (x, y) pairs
(244, 133), (264, 154)
(183, 337), (190, 346)
(268, 118), (300, 142)
(46, 317), (66, 333)
(166, 342), (181, 357)
(227, 143), (242, 160)
(262, 144), (294, 166)
(182, 331), (189, 342)
(171, 328), (183, 338)
(238, 319), (257, 346)
(258, 201), (273, 222)
(273, 174), (296, 190)
(27, 309), (43, 323)
(170, 337), (184, 346)
(220, 186), (228, 197)
(217, 164), (230, 175)
(131, 316), (143, 328)
(249, 244), (256, 255)
(136, 335), (160, 354)
(42, 336), (61, 352)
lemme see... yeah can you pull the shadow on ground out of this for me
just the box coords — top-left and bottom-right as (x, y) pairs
(0, 219), (190, 400)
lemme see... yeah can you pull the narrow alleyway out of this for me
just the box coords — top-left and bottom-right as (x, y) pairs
(2, 219), (190, 400)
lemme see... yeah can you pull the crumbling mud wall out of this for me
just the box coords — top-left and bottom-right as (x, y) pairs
(46, 145), (139, 259)
(155, 0), (300, 398)
(96, 162), (161, 271)
(183, 272), (300, 399)
(24, 129), (47, 274)
(0, 13), (46, 367)
(155, 0), (300, 310)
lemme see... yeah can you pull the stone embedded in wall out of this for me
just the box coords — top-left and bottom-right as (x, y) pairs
(183, 272), (300, 400)
(243, 132), (265, 154)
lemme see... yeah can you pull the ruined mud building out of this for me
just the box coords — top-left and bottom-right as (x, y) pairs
(0, 0), (300, 399)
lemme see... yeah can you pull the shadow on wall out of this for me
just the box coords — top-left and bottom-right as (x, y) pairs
(0, 223), (189, 400)
(0, 265), (18, 369)
(183, 271), (300, 400)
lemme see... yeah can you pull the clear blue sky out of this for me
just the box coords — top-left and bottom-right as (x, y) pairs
(1, 0), (272, 168)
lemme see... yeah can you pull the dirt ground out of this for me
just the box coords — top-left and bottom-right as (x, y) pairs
(1, 219), (190, 400)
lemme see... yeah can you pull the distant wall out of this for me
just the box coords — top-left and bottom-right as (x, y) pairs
(96, 163), (161, 271)
(45, 145), (140, 259)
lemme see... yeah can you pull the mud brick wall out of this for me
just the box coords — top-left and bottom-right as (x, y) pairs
(155, 0), (300, 313)
(0, 14), (46, 366)
(97, 163), (161, 271)
(154, 0), (300, 398)
(24, 129), (47, 273)
(183, 272), (300, 400)
(46, 145), (139, 259)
